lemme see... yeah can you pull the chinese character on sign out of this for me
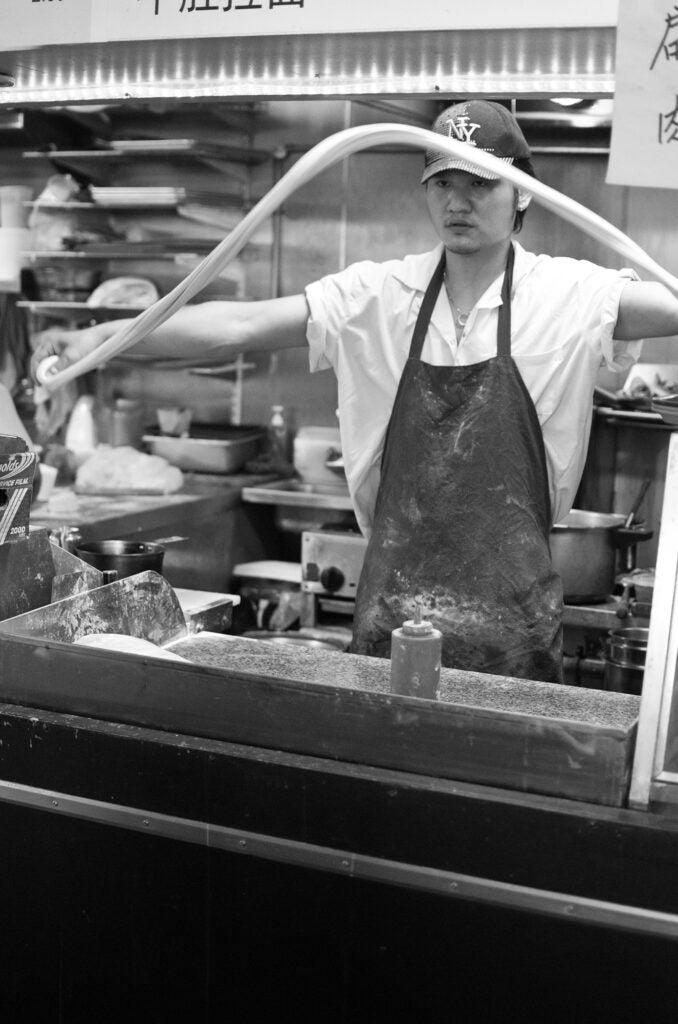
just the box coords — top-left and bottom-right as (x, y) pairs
(177, 1), (220, 11)
(659, 96), (678, 143)
(650, 5), (678, 67)
(648, 7), (678, 145)
(162, 0), (303, 11)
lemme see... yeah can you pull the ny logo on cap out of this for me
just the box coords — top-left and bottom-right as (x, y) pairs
(443, 114), (480, 146)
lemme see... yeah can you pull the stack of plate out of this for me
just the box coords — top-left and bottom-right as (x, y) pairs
(651, 393), (678, 426)
(90, 186), (187, 207)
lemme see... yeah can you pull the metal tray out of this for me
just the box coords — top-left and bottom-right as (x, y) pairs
(242, 478), (353, 510)
(143, 426), (263, 474)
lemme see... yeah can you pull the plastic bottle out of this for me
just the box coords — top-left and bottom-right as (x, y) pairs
(390, 605), (442, 699)
(64, 394), (98, 463)
(267, 404), (290, 464)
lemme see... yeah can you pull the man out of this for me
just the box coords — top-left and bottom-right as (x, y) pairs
(32, 100), (678, 683)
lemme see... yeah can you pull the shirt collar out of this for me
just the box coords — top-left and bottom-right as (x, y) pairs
(391, 240), (529, 308)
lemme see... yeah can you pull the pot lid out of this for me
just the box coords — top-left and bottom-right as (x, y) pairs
(552, 509), (626, 530)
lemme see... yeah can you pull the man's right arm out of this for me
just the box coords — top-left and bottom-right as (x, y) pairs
(31, 294), (311, 376)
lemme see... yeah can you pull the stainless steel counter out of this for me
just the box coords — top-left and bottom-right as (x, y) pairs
(30, 473), (259, 534)
(562, 598), (650, 631)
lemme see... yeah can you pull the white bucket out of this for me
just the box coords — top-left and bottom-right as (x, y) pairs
(0, 186), (32, 228)
(0, 227), (30, 292)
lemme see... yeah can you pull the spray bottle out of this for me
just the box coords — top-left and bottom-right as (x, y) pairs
(267, 404), (290, 465)
(390, 603), (442, 699)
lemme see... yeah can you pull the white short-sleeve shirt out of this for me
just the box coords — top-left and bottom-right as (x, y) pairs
(305, 241), (641, 537)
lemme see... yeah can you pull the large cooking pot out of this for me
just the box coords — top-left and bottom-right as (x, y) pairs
(549, 510), (652, 604)
(75, 539), (165, 580)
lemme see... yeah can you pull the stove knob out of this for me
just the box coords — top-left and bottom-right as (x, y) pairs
(320, 566), (345, 593)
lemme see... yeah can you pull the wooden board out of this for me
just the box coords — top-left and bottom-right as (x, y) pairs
(0, 620), (638, 807)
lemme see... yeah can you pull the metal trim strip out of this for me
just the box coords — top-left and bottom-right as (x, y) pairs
(1, 777), (677, 940)
(0, 27), (616, 106)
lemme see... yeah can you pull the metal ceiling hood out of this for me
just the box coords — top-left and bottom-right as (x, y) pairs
(0, 26), (616, 107)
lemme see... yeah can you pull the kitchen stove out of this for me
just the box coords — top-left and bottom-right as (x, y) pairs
(300, 528), (367, 627)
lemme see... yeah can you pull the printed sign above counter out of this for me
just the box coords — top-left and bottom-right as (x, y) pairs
(1, 0), (620, 50)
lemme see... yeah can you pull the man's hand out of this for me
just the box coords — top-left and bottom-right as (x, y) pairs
(30, 322), (116, 383)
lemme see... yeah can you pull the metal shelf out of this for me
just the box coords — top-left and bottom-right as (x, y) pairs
(23, 139), (270, 166)
(16, 301), (146, 319)
(23, 248), (210, 262)
(594, 406), (674, 429)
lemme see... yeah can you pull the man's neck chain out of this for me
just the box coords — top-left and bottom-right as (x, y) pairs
(444, 270), (471, 328)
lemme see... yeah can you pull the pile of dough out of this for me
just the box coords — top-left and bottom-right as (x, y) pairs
(74, 634), (189, 662)
(87, 277), (159, 309)
(75, 444), (184, 493)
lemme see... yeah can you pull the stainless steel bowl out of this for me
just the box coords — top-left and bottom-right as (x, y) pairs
(75, 539), (165, 579)
(242, 630), (347, 652)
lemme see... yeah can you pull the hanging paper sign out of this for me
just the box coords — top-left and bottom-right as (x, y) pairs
(608, 0), (678, 189)
(0, 0), (92, 49)
(90, 0), (619, 43)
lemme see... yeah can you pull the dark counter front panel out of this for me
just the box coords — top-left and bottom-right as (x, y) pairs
(0, 704), (676, 1022)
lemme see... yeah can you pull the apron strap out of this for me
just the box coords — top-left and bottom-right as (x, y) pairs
(497, 243), (515, 359)
(409, 252), (446, 361)
(410, 244), (516, 361)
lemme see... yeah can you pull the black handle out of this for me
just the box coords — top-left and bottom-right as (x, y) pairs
(613, 525), (653, 548)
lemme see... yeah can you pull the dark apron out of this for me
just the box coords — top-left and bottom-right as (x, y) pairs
(350, 246), (564, 684)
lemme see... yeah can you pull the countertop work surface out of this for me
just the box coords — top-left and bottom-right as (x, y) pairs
(168, 633), (640, 731)
(29, 474), (272, 536)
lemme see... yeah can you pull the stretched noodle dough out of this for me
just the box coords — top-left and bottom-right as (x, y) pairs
(39, 124), (678, 394)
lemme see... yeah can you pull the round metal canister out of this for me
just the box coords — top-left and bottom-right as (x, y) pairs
(603, 626), (649, 695)
(108, 399), (144, 448)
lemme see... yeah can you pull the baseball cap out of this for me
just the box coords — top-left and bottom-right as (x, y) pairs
(421, 100), (532, 183)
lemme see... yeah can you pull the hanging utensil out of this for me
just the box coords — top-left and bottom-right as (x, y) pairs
(624, 478), (652, 528)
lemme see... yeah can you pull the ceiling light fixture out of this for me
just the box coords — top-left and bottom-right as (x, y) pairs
(551, 97), (585, 107)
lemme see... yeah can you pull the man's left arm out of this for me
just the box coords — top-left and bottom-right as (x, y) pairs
(614, 280), (678, 341)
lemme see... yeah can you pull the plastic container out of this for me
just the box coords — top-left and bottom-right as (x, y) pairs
(64, 395), (98, 465)
(292, 425), (346, 491)
(390, 609), (442, 699)
(0, 227), (30, 291)
(0, 186), (32, 228)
